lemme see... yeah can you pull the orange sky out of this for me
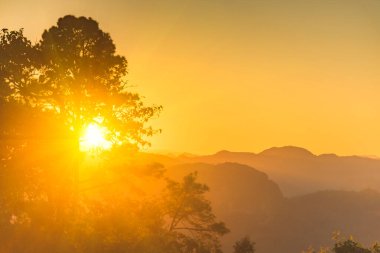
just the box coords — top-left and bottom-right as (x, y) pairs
(1, 0), (380, 156)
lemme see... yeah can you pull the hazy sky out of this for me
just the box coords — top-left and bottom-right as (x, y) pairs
(1, 0), (380, 155)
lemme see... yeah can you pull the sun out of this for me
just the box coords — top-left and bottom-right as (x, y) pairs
(79, 123), (112, 152)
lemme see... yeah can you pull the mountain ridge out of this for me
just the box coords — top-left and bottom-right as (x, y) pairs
(177, 146), (380, 160)
(171, 146), (380, 196)
(163, 162), (380, 253)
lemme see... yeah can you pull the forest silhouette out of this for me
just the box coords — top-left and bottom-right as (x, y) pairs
(1, 15), (380, 253)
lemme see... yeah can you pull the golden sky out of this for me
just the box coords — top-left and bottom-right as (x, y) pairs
(1, 0), (380, 156)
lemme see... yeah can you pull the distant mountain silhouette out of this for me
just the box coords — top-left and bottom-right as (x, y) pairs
(259, 146), (315, 157)
(176, 146), (380, 196)
(164, 162), (380, 253)
(130, 148), (380, 252)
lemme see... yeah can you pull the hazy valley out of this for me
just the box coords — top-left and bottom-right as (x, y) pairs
(136, 147), (380, 252)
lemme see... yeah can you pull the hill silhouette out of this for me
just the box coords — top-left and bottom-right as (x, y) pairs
(163, 162), (380, 253)
(120, 148), (380, 252)
(177, 146), (380, 196)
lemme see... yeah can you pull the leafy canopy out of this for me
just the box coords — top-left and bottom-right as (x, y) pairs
(233, 237), (255, 253)
(0, 15), (161, 150)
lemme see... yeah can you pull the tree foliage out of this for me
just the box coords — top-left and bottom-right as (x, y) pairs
(164, 172), (229, 253)
(0, 15), (228, 253)
(0, 15), (161, 150)
(233, 237), (255, 253)
(333, 238), (371, 253)
(0, 28), (39, 101)
(304, 235), (380, 253)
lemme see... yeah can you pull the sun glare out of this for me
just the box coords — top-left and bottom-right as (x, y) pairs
(80, 123), (112, 152)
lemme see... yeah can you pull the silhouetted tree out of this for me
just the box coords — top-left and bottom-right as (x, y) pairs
(334, 239), (371, 253)
(0, 28), (39, 101)
(164, 172), (229, 253)
(0, 15), (162, 253)
(303, 236), (380, 253)
(1, 15), (161, 150)
(233, 237), (255, 253)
